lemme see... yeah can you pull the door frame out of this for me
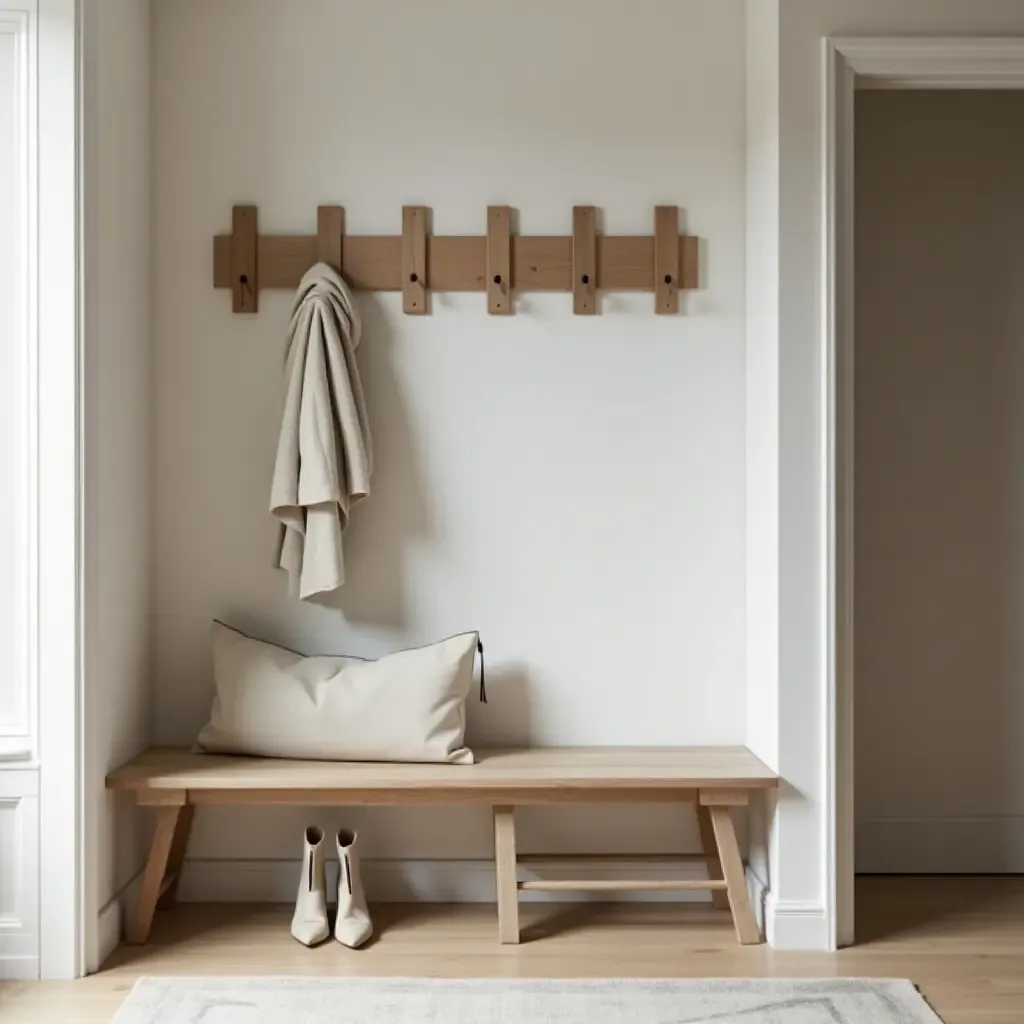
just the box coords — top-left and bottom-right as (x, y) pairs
(37, 0), (84, 979)
(823, 36), (1024, 948)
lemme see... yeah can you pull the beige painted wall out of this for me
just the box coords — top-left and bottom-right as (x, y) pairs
(855, 90), (1024, 873)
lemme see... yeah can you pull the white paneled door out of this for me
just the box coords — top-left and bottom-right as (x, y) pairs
(0, 0), (38, 980)
(0, 773), (39, 977)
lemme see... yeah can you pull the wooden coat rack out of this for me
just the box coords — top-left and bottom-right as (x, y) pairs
(213, 204), (700, 315)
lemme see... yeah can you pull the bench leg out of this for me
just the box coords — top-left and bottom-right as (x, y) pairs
(157, 804), (195, 910)
(696, 803), (731, 911)
(493, 805), (520, 944)
(709, 805), (761, 945)
(127, 804), (186, 945)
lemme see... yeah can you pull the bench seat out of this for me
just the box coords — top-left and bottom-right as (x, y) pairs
(107, 745), (778, 948)
(107, 745), (777, 802)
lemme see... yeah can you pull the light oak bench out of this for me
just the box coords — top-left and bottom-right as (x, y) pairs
(107, 746), (778, 947)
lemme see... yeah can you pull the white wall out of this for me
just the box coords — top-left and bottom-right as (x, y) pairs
(153, 0), (747, 892)
(81, 0), (153, 969)
(854, 89), (1024, 874)
(744, 0), (780, 912)
(742, 0), (1024, 948)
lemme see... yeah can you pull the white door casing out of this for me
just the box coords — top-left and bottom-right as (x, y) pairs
(36, 0), (83, 979)
(0, 0), (39, 981)
(0, 0), (83, 980)
(823, 36), (1024, 950)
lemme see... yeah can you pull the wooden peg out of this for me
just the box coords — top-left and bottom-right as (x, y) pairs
(402, 205), (428, 314)
(486, 206), (512, 315)
(572, 206), (596, 315)
(682, 233), (700, 290)
(317, 205), (345, 272)
(654, 205), (679, 315)
(231, 204), (257, 313)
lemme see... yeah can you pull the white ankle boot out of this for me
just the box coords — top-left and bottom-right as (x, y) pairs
(291, 826), (330, 946)
(334, 829), (373, 948)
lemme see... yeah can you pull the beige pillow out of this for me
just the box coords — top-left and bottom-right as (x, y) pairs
(196, 622), (477, 764)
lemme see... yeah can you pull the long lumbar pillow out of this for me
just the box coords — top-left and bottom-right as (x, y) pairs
(196, 621), (478, 764)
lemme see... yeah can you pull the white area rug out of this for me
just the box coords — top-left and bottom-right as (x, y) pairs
(109, 977), (943, 1024)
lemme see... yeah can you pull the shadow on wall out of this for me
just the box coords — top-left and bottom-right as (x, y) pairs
(307, 297), (432, 630)
(465, 662), (535, 749)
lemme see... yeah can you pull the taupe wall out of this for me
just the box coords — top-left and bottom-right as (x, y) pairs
(855, 91), (1024, 872)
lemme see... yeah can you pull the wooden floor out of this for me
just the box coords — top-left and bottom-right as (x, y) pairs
(1, 877), (1022, 1023)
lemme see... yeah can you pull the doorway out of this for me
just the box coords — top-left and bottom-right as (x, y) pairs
(853, 90), (1024, 878)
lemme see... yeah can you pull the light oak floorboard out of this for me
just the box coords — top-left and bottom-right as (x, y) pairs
(2, 877), (1023, 1023)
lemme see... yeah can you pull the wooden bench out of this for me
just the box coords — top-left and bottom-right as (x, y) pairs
(107, 746), (778, 947)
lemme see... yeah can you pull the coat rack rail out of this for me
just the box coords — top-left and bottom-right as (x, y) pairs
(213, 205), (700, 315)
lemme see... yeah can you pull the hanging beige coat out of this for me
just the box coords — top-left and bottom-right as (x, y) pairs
(270, 262), (372, 598)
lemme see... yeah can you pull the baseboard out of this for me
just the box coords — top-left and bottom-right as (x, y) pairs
(0, 956), (40, 981)
(178, 857), (723, 905)
(764, 893), (829, 951)
(856, 815), (1024, 873)
(744, 866), (829, 951)
(94, 870), (143, 972)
